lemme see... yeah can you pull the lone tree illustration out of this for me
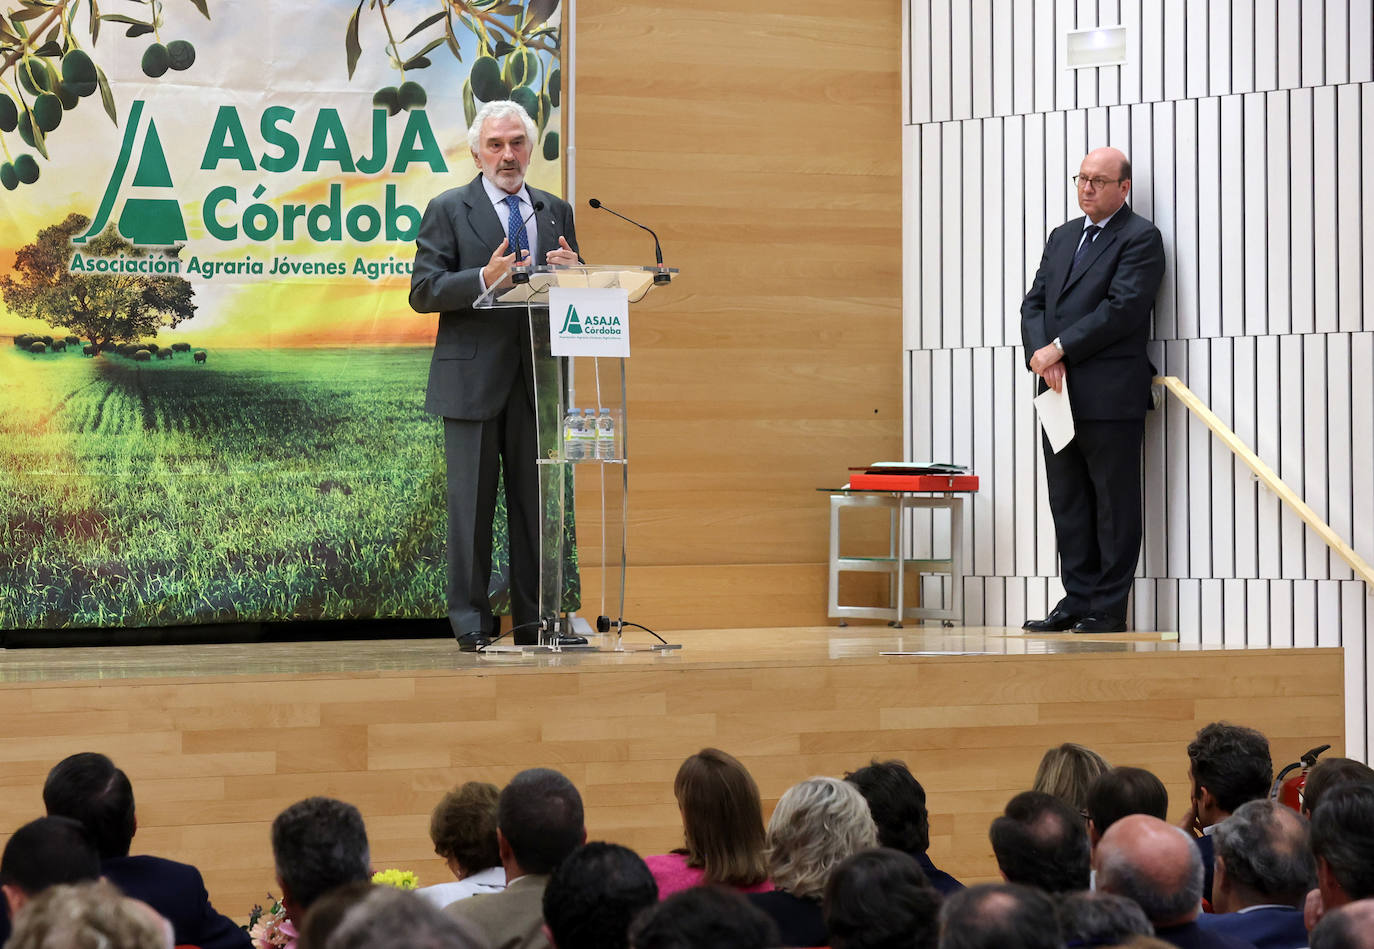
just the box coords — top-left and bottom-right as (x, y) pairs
(1, 212), (195, 348)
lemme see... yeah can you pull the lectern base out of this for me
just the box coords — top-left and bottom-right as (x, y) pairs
(477, 632), (683, 657)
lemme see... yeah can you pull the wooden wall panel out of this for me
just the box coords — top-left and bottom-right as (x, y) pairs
(570, 1), (903, 629)
(905, 2), (1374, 760)
(0, 642), (1344, 917)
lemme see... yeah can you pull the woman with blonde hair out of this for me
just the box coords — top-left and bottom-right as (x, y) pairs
(645, 748), (772, 899)
(747, 777), (878, 948)
(1034, 743), (1110, 814)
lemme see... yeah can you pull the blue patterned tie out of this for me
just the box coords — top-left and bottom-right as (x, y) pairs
(504, 194), (528, 260)
(1070, 224), (1101, 274)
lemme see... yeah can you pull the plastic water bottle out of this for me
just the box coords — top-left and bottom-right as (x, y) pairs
(578, 408), (599, 460)
(562, 407), (585, 461)
(595, 408), (616, 460)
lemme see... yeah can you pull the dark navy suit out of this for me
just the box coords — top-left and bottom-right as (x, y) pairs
(102, 854), (250, 949)
(913, 850), (965, 897)
(1196, 833), (1216, 906)
(1196, 905), (1308, 949)
(1021, 202), (1166, 622)
(1154, 920), (1258, 949)
(0, 854), (247, 948)
(747, 890), (827, 948)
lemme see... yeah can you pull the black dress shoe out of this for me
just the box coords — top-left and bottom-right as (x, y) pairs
(455, 631), (492, 652)
(1022, 607), (1080, 632)
(1072, 612), (1127, 634)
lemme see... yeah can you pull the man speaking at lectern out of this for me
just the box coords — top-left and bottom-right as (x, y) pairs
(1020, 147), (1165, 635)
(410, 100), (581, 651)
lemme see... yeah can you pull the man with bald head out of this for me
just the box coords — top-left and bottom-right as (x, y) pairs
(1095, 815), (1255, 949)
(1021, 147), (1166, 634)
(1197, 800), (1313, 949)
(938, 883), (1064, 949)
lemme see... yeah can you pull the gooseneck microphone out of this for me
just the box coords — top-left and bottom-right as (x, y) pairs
(510, 199), (545, 285)
(587, 198), (671, 284)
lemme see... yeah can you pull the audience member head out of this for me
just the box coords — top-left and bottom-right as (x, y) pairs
(0, 816), (102, 918)
(765, 776), (878, 901)
(845, 759), (932, 856)
(1054, 891), (1152, 947)
(673, 748), (769, 886)
(430, 781), (502, 880)
(824, 848), (940, 949)
(498, 767), (585, 877)
(543, 842), (657, 949)
(1309, 898), (1374, 949)
(1076, 148), (1133, 220)
(1310, 783), (1374, 908)
(628, 885), (779, 949)
(989, 791), (1091, 893)
(1085, 767), (1169, 846)
(325, 886), (487, 949)
(1094, 815), (1203, 928)
(42, 752), (137, 859)
(296, 882), (374, 949)
(1033, 744), (1110, 815)
(1211, 798), (1315, 912)
(1303, 757), (1374, 818)
(6, 879), (173, 949)
(271, 797), (371, 923)
(937, 883), (1064, 949)
(1186, 723), (1272, 827)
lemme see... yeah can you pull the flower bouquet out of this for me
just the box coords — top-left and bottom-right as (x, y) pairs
(371, 868), (419, 890)
(245, 895), (297, 949)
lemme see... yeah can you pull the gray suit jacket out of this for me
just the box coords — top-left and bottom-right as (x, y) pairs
(410, 175), (579, 421)
(446, 872), (550, 949)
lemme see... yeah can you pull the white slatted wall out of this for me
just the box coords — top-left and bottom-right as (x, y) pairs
(902, 0), (1374, 761)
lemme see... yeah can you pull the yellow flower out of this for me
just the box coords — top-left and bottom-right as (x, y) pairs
(371, 868), (418, 890)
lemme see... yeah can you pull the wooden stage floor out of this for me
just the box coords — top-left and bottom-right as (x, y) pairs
(0, 625), (1345, 923)
(0, 624), (1200, 683)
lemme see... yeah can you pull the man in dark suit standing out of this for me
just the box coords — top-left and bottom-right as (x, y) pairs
(410, 101), (582, 650)
(1021, 147), (1166, 634)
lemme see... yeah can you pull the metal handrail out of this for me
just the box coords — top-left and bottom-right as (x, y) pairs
(1154, 375), (1374, 591)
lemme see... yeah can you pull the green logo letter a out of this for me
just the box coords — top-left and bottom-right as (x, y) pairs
(120, 119), (188, 245)
(561, 305), (583, 334)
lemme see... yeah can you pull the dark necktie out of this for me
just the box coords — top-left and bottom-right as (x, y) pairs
(504, 194), (528, 259)
(1070, 224), (1102, 273)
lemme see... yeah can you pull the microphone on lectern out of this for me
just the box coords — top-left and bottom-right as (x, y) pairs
(510, 200), (545, 285)
(587, 198), (671, 284)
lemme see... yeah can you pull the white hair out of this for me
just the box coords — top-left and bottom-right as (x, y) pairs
(329, 887), (487, 949)
(765, 777), (877, 900)
(466, 100), (538, 154)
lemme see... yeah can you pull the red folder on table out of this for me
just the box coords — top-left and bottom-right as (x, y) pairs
(848, 473), (979, 491)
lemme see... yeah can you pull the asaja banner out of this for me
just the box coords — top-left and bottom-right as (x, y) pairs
(0, 0), (577, 631)
(548, 286), (629, 358)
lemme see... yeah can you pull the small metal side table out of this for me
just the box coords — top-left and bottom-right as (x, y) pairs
(822, 488), (970, 628)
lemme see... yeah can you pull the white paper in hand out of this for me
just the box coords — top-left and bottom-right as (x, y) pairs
(1033, 377), (1076, 453)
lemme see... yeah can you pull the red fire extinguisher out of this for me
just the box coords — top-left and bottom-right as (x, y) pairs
(1271, 744), (1330, 812)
